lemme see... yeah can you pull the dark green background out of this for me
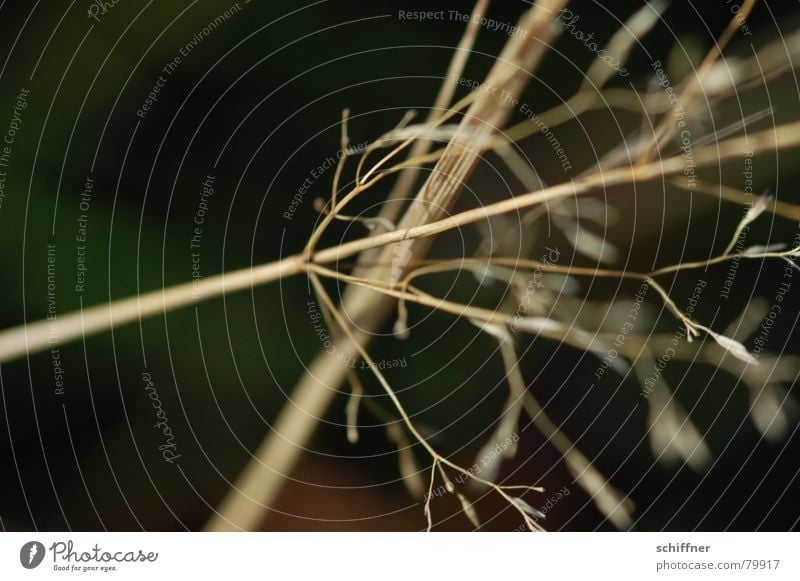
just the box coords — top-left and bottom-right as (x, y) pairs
(0, 0), (799, 531)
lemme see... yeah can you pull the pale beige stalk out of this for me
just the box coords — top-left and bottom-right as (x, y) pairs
(1, 118), (798, 366)
(204, 0), (567, 531)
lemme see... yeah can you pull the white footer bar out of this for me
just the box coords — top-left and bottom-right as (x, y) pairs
(1, 532), (797, 580)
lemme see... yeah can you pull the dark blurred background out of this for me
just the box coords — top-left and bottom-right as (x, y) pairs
(0, 0), (799, 531)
